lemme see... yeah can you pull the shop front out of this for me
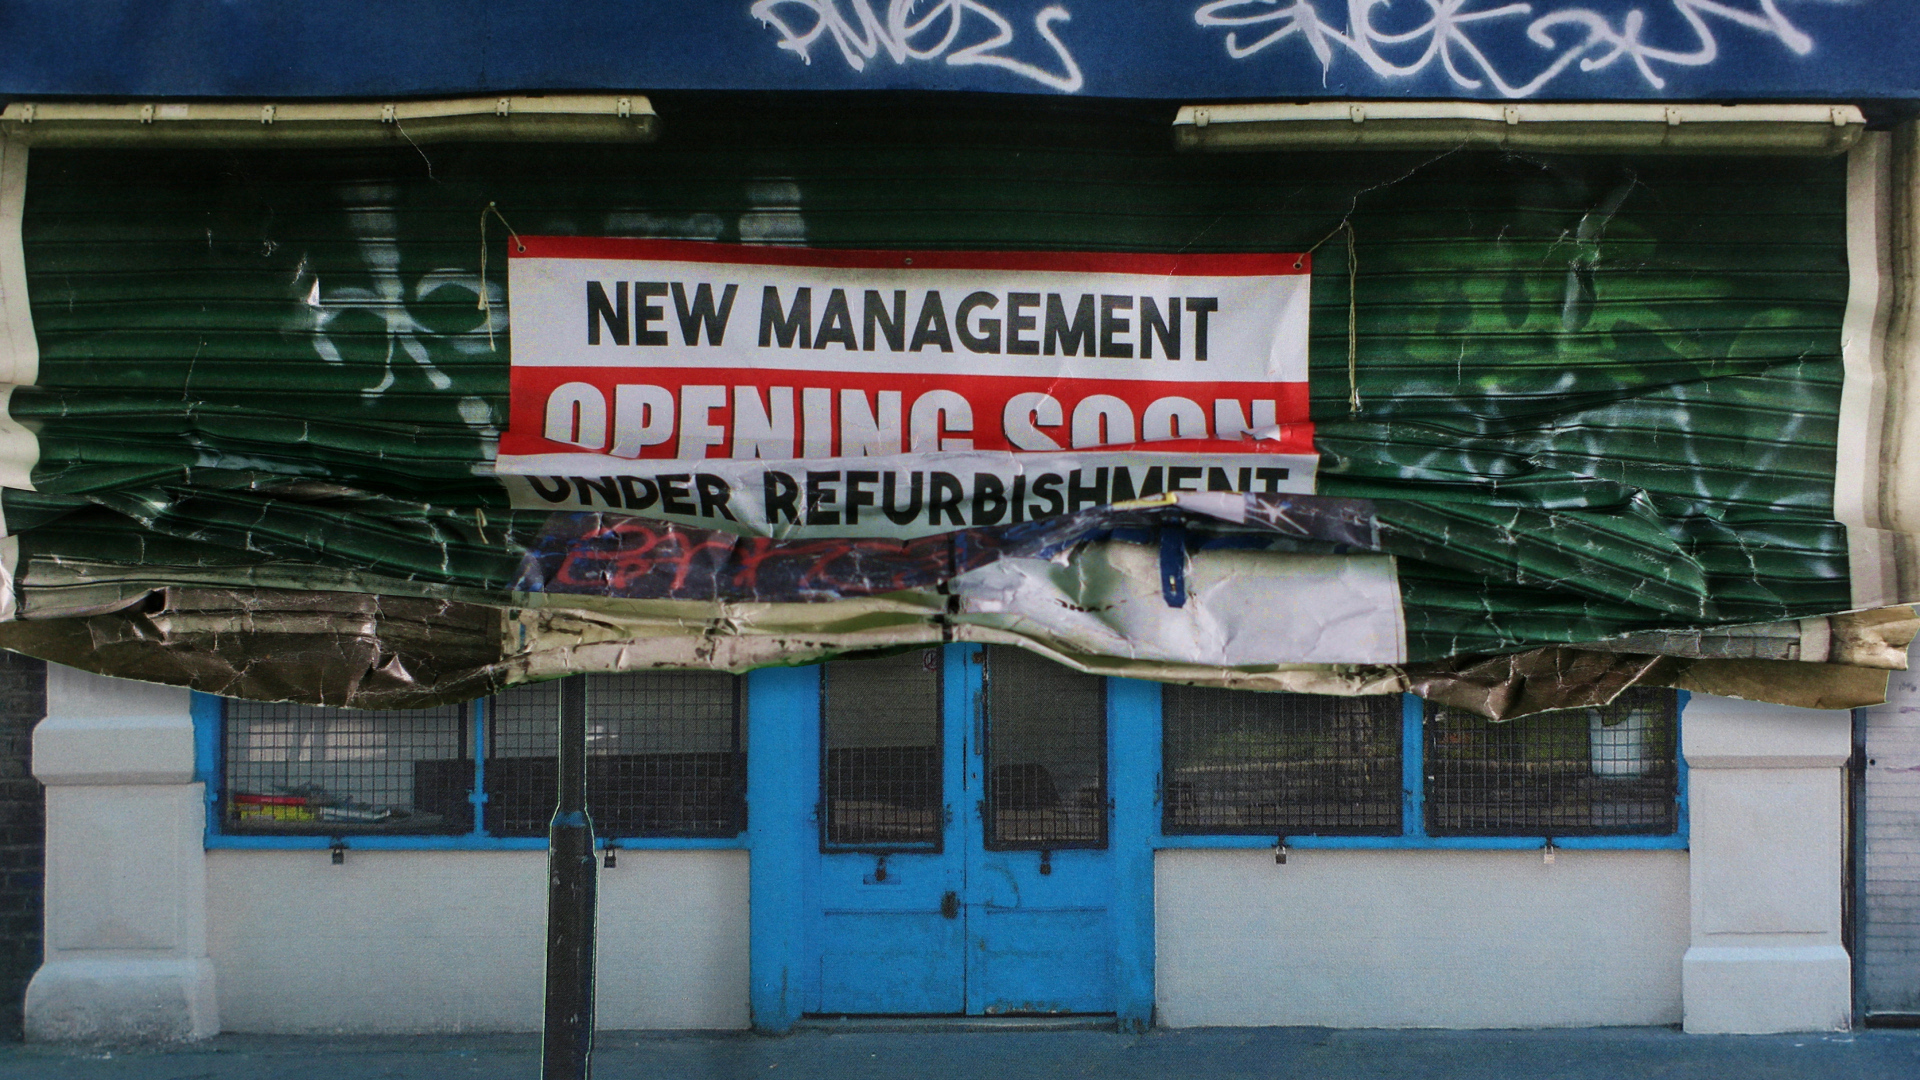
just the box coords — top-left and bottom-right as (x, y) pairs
(4, 0), (1918, 1042)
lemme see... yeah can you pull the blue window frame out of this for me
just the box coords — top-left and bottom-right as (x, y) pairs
(193, 672), (750, 852)
(1152, 689), (1688, 852)
(191, 670), (1685, 856)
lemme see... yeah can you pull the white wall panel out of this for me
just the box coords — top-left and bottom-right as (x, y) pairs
(1154, 848), (1688, 1029)
(207, 849), (748, 1032)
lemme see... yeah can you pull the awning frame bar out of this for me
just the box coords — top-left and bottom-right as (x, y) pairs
(1174, 101), (1868, 155)
(0, 95), (659, 146)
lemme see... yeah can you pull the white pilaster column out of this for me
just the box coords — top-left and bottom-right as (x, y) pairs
(24, 666), (217, 1041)
(1681, 694), (1851, 1034)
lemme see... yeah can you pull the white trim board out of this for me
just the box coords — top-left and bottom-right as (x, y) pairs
(0, 134), (35, 387)
(1838, 132), (1891, 531)
(1841, 133), (1899, 610)
(0, 136), (37, 543)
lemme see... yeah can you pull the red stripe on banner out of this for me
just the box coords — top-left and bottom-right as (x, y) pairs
(499, 366), (1314, 459)
(512, 237), (1310, 277)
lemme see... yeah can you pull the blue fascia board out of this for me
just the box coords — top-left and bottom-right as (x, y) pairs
(2, 2), (1916, 103)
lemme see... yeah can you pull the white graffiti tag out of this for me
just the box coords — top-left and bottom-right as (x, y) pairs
(750, 0), (1085, 93)
(302, 184), (500, 436)
(1193, 0), (1837, 97)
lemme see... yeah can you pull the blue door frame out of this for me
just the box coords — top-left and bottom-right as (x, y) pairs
(748, 650), (1157, 1031)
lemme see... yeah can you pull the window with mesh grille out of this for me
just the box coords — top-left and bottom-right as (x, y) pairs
(485, 672), (746, 838)
(222, 700), (471, 835)
(1424, 688), (1680, 837)
(820, 650), (943, 851)
(985, 645), (1107, 850)
(1162, 688), (1403, 836)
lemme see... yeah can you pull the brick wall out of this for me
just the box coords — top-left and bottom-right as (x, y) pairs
(0, 653), (44, 1041)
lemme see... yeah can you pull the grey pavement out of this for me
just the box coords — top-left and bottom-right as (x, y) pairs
(1, 1025), (1919, 1080)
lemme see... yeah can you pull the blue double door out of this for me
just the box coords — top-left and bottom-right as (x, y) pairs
(804, 644), (1120, 1016)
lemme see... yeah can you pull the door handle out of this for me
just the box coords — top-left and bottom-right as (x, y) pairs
(941, 890), (960, 919)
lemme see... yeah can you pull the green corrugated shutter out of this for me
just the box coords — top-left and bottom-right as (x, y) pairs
(6, 99), (1849, 663)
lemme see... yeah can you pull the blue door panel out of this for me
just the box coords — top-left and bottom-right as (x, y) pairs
(968, 907), (1115, 1015)
(967, 849), (1110, 909)
(817, 911), (966, 1014)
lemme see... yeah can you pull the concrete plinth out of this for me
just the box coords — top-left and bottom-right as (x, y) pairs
(24, 666), (217, 1041)
(25, 957), (217, 1042)
(1680, 695), (1852, 1034)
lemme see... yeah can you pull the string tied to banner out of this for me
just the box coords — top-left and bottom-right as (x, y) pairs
(479, 202), (525, 352)
(1303, 220), (1361, 416)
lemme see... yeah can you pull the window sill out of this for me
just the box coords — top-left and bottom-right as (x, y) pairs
(1153, 834), (1688, 851)
(205, 833), (749, 852)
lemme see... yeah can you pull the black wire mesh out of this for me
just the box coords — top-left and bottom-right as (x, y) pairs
(222, 699), (471, 834)
(1161, 688), (1402, 836)
(985, 646), (1107, 850)
(485, 672), (745, 838)
(1425, 688), (1680, 836)
(821, 650), (943, 850)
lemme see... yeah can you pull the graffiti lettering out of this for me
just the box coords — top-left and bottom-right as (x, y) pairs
(750, 0), (1085, 93)
(1193, 0), (1831, 98)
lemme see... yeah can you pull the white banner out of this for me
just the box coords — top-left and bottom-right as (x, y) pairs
(497, 238), (1316, 535)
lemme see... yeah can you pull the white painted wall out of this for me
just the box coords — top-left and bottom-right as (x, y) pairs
(1154, 848), (1689, 1029)
(207, 849), (749, 1032)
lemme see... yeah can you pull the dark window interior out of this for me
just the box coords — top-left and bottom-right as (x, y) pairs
(821, 650), (943, 851)
(222, 701), (471, 835)
(985, 645), (1107, 850)
(1424, 688), (1680, 837)
(485, 672), (746, 838)
(1161, 688), (1403, 837)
